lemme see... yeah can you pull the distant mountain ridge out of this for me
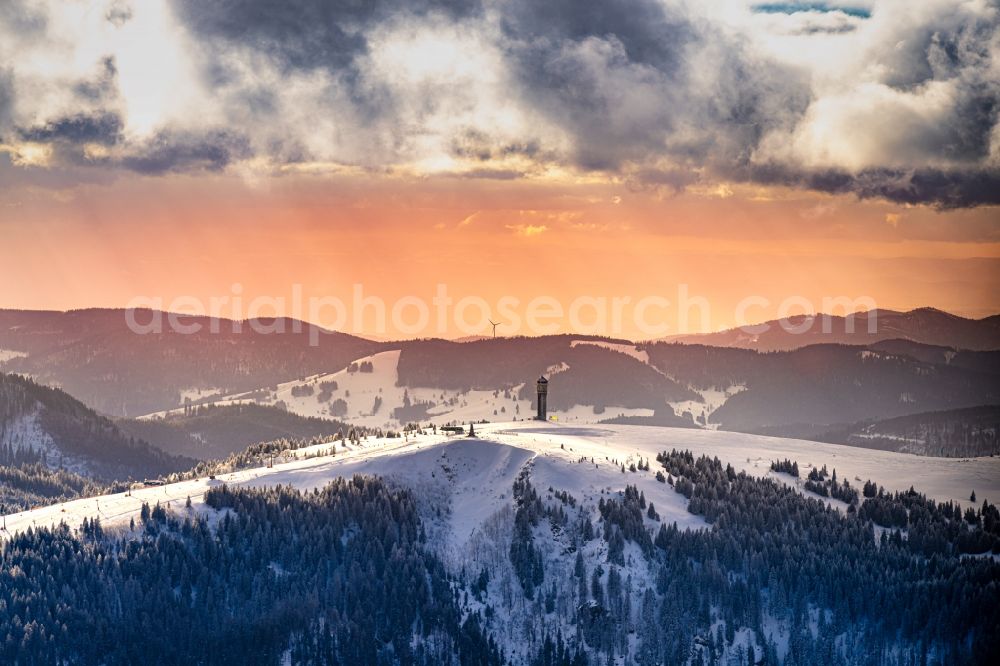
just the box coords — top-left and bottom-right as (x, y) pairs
(173, 335), (1000, 458)
(0, 308), (381, 417)
(642, 340), (1000, 434)
(665, 307), (1000, 352)
(2, 308), (999, 458)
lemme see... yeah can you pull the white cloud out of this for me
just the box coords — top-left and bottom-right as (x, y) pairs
(0, 0), (997, 206)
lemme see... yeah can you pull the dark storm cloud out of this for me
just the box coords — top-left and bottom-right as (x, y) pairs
(14, 111), (126, 170)
(174, 0), (367, 73)
(0, 68), (13, 136)
(450, 129), (542, 163)
(875, 11), (994, 91)
(18, 111), (124, 146)
(933, 85), (996, 163)
(167, 0), (486, 163)
(499, 0), (692, 71)
(497, 0), (695, 170)
(120, 129), (252, 175)
(498, 0), (811, 177)
(728, 163), (1000, 209)
(736, 5), (998, 208)
(751, 3), (872, 19)
(2, 0), (998, 209)
(493, 0), (998, 208)
(848, 169), (1000, 209)
(171, 0), (480, 73)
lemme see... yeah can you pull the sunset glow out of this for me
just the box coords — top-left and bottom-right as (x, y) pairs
(1, 0), (998, 337)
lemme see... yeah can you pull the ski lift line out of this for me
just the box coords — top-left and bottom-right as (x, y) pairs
(72, 489), (212, 526)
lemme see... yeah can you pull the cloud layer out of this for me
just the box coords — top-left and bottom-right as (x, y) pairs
(0, 0), (998, 207)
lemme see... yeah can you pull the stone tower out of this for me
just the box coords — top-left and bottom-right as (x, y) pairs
(536, 375), (548, 421)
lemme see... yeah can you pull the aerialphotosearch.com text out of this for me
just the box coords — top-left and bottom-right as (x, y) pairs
(124, 283), (879, 344)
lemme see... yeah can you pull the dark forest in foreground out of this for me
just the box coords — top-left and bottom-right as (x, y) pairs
(1, 444), (998, 665)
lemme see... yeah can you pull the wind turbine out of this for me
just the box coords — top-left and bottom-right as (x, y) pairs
(489, 319), (501, 339)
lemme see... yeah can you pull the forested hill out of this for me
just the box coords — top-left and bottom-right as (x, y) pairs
(808, 405), (1000, 457)
(0, 309), (381, 416)
(395, 335), (630, 391)
(118, 403), (358, 460)
(642, 341), (1000, 435)
(1, 441), (997, 664)
(0, 478), (504, 665)
(0, 373), (194, 481)
(2, 309), (998, 453)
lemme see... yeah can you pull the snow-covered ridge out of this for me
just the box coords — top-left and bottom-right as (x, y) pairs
(141, 349), (534, 427)
(668, 384), (746, 428)
(5, 421), (997, 663)
(570, 339), (649, 364)
(5, 422), (996, 542)
(569, 339), (749, 426)
(139, 341), (762, 429)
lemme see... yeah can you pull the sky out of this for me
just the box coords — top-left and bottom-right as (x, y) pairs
(0, 0), (998, 339)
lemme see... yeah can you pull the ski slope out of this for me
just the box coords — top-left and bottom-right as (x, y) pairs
(4, 422), (997, 545)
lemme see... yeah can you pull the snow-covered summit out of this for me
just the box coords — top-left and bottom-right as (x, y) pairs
(5, 421), (996, 543)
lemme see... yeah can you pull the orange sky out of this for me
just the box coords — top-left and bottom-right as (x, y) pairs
(2, 171), (997, 340)
(2, 1), (999, 340)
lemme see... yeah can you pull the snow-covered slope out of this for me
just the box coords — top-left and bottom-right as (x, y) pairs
(141, 349), (531, 427)
(6, 422), (996, 541)
(570, 339), (650, 364)
(569, 340), (747, 427)
(141, 348), (662, 428)
(668, 384), (746, 428)
(1, 407), (67, 466)
(0, 374), (193, 480)
(6, 421), (998, 663)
